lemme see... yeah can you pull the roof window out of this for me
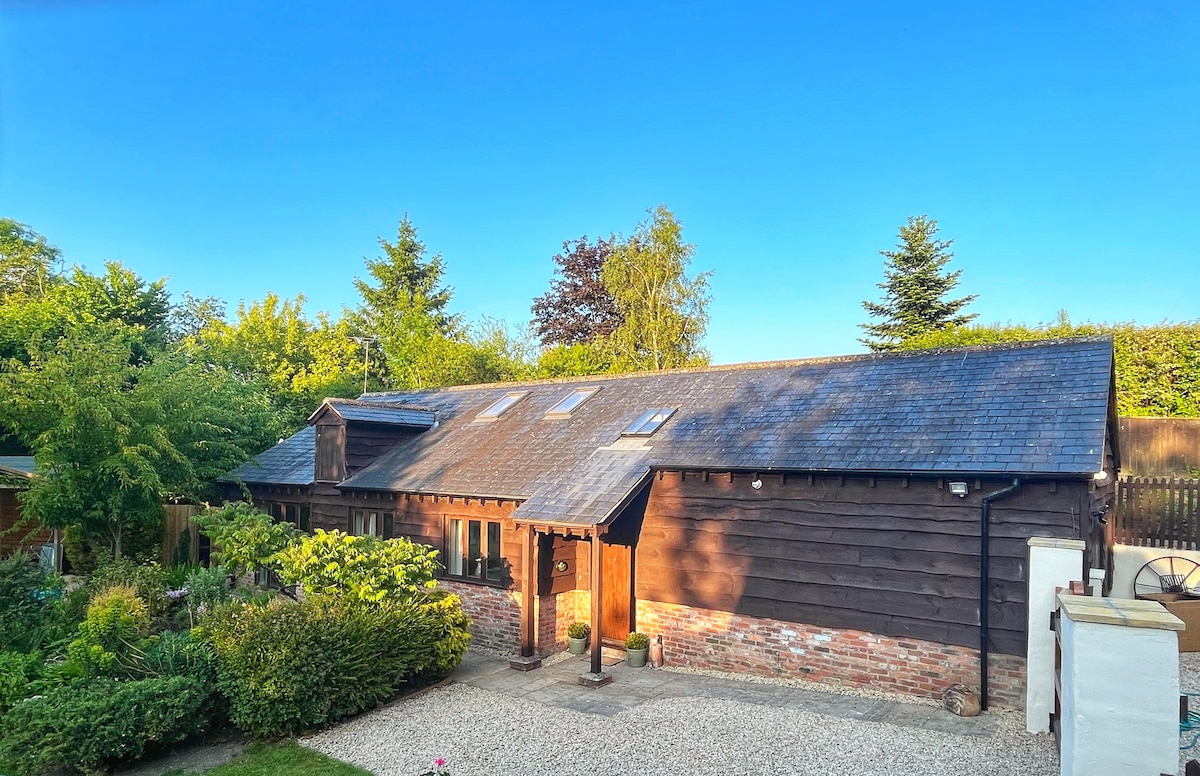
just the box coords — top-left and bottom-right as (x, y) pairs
(475, 392), (528, 422)
(545, 387), (599, 419)
(621, 408), (677, 437)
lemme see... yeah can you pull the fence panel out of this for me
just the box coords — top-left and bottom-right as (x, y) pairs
(161, 504), (202, 565)
(1115, 477), (1200, 550)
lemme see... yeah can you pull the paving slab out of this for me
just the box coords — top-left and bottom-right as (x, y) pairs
(450, 649), (1006, 740)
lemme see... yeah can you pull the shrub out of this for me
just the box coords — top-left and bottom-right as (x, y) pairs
(201, 592), (470, 736)
(567, 621), (590, 640)
(193, 502), (297, 579)
(0, 552), (66, 652)
(183, 564), (232, 619)
(0, 675), (215, 775)
(66, 586), (150, 678)
(626, 632), (649, 650)
(88, 558), (168, 619)
(143, 630), (218, 682)
(0, 651), (42, 716)
(274, 529), (440, 605)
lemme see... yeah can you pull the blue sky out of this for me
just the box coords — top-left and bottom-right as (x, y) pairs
(1, 1), (1196, 364)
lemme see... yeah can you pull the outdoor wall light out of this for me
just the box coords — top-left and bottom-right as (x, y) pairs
(948, 481), (969, 497)
(554, 560), (569, 573)
(751, 477), (763, 490)
(1093, 470), (1110, 482)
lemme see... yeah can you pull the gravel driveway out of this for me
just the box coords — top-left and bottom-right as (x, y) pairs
(303, 667), (1057, 776)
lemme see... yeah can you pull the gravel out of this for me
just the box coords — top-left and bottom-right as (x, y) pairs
(302, 682), (1057, 776)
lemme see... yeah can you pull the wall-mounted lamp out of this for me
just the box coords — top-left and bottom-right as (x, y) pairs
(751, 476), (763, 490)
(948, 481), (969, 497)
(1093, 470), (1109, 483)
(554, 560), (569, 573)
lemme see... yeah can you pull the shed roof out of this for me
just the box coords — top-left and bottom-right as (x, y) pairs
(0, 456), (36, 477)
(308, 398), (437, 428)
(223, 426), (316, 486)
(225, 337), (1117, 522)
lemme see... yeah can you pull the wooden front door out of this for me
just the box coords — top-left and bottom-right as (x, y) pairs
(600, 541), (634, 644)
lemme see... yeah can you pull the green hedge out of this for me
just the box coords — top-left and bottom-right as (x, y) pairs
(200, 591), (470, 737)
(0, 675), (215, 776)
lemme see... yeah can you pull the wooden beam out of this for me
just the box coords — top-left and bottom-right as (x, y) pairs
(520, 524), (536, 657)
(589, 533), (603, 675)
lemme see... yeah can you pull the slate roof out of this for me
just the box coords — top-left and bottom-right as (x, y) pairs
(308, 398), (437, 428)
(225, 337), (1116, 523)
(223, 426), (316, 486)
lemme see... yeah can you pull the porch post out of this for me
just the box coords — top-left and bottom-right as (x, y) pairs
(508, 523), (541, 672)
(520, 524), (536, 657)
(580, 529), (612, 686)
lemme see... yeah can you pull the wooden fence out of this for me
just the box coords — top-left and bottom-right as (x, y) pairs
(161, 504), (202, 565)
(1113, 477), (1200, 549)
(1118, 417), (1200, 477)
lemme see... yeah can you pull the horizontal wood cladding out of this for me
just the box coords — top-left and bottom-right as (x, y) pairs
(539, 535), (582, 596)
(0, 489), (48, 555)
(636, 472), (1086, 656)
(344, 427), (420, 475)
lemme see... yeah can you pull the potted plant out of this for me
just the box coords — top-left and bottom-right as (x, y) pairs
(625, 631), (650, 667)
(567, 621), (590, 655)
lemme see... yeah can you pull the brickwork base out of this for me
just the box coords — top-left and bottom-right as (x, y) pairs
(636, 599), (1026, 708)
(438, 580), (521, 653)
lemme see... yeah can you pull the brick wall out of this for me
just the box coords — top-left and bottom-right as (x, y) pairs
(537, 589), (591, 652)
(636, 599), (1026, 708)
(439, 580), (521, 653)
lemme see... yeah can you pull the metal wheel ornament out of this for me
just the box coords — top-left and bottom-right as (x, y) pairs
(1132, 555), (1200, 598)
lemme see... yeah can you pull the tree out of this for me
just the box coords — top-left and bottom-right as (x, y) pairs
(351, 216), (460, 389)
(859, 215), (977, 351)
(189, 293), (361, 431)
(531, 236), (623, 347)
(0, 321), (282, 559)
(0, 219), (62, 301)
(601, 206), (712, 371)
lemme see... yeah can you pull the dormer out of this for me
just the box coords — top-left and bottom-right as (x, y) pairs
(308, 399), (436, 483)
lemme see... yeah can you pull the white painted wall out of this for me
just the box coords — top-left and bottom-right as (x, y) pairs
(1058, 610), (1180, 776)
(1026, 538), (1085, 734)
(1111, 543), (1200, 599)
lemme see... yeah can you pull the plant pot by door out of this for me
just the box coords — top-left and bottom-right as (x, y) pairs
(626, 647), (649, 668)
(568, 636), (588, 655)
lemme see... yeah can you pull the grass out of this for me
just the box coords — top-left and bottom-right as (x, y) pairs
(166, 741), (373, 776)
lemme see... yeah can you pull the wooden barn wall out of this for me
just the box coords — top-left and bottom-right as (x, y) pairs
(635, 472), (1088, 656)
(314, 421), (346, 483)
(343, 426), (421, 476)
(1, 488), (49, 556)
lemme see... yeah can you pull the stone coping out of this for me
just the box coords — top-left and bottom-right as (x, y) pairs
(1058, 593), (1186, 631)
(1027, 537), (1086, 550)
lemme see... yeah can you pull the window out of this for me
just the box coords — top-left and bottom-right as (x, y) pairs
(545, 387), (599, 419)
(268, 502), (311, 532)
(622, 407), (677, 437)
(350, 510), (394, 538)
(475, 392), (528, 422)
(444, 517), (503, 583)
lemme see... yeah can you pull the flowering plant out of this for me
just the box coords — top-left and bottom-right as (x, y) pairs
(418, 757), (450, 776)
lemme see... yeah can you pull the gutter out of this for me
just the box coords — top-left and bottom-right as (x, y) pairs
(979, 477), (1020, 711)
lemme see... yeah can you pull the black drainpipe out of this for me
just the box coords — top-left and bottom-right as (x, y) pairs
(979, 477), (1020, 711)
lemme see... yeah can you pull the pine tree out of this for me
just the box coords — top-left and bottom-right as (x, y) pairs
(859, 215), (977, 351)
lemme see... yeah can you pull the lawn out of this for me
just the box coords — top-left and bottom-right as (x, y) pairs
(171, 742), (372, 776)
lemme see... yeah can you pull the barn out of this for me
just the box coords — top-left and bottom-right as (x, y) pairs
(222, 336), (1118, 707)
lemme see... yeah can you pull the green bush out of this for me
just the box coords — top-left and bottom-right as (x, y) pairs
(200, 592), (470, 736)
(0, 651), (42, 716)
(567, 621), (590, 639)
(88, 558), (169, 619)
(275, 529), (440, 604)
(0, 675), (215, 775)
(626, 632), (649, 650)
(0, 552), (65, 652)
(193, 502), (297, 579)
(66, 586), (151, 678)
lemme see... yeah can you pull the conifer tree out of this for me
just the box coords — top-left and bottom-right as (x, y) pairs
(859, 215), (977, 351)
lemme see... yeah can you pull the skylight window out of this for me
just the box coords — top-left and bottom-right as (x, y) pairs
(622, 408), (677, 437)
(545, 387), (599, 419)
(475, 392), (528, 422)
